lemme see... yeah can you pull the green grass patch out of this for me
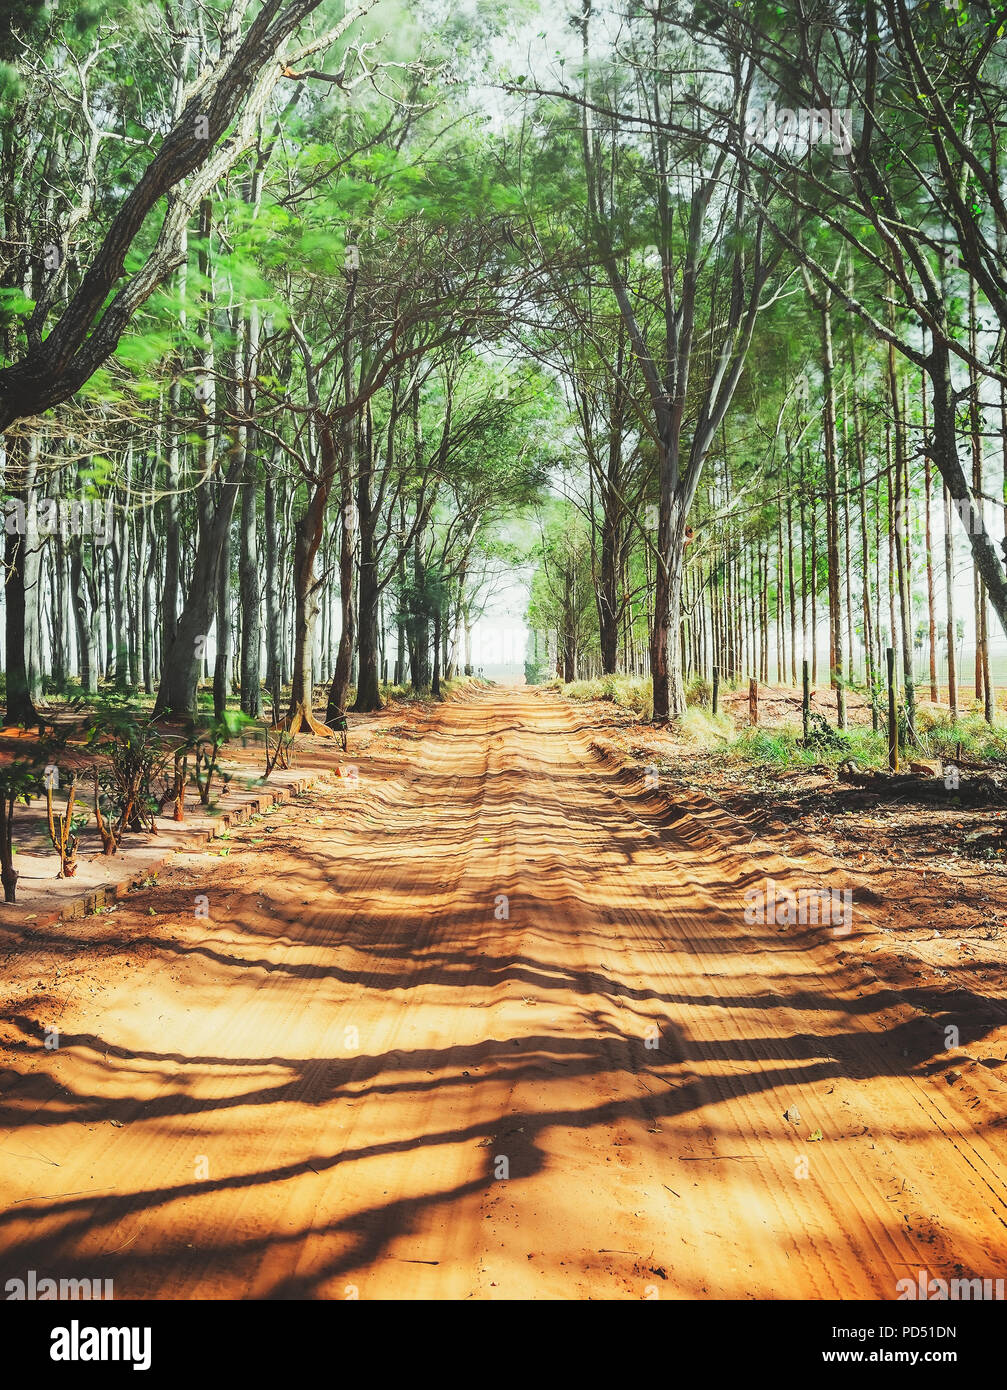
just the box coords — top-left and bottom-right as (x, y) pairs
(679, 707), (735, 745)
(725, 708), (1007, 773)
(727, 721), (887, 769)
(913, 707), (1007, 766)
(560, 674), (653, 718)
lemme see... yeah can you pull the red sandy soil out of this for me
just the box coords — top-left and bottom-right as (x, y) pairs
(0, 728), (338, 922)
(0, 687), (1005, 1300)
(582, 690), (1007, 1027)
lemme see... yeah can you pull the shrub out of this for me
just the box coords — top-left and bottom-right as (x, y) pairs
(84, 709), (175, 851)
(686, 676), (712, 708)
(679, 707), (734, 744)
(562, 674), (652, 718)
(912, 708), (1007, 765)
(46, 775), (85, 877)
(524, 656), (550, 685)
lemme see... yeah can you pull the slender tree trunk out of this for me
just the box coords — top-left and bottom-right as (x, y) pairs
(943, 480), (958, 719)
(238, 333), (262, 716)
(821, 297), (845, 727)
(892, 367), (916, 742)
(213, 521), (230, 720)
(3, 432), (39, 723)
(854, 402), (877, 727)
(353, 405), (383, 712)
(925, 454), (938, 705)
(651, 468), (688, 722)
(153, 455), (245, 717)
(432, 603), (442, 698)
(325, 419), (358, 721)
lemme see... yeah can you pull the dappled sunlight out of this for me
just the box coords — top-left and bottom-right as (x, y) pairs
(1, 691), (1005, 1299)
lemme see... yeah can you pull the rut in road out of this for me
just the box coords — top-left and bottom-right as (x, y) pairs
(1, 688), (1005, 1299)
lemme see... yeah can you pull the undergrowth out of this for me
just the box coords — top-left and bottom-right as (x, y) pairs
(556, 674), (653, 718)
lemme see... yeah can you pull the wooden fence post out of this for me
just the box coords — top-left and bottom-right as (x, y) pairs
(887, 647), (898, 772)
(802, 660), (811, 743)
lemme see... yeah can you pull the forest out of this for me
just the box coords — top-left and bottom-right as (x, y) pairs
(2, 0), (1006, 740)
(1, 0), (1007, 1332)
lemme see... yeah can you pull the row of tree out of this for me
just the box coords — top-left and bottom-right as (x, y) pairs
(0, 0), (552, 728)
(2, 0), (1006, 733)
(523, 0), (1007, 731)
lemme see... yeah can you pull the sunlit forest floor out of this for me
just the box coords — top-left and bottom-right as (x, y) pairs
(563, 682), (1007, 1068)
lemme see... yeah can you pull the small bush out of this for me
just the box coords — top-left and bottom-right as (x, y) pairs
(679, 707), (734, 744)
(686, 676), (712, 708)
(913, 708), (1007, 765)
(562, 674), (652, 718)
(729, 721), (890, 770)
(731, 727), (798, 766)
(802, 712), (850, 750)
(85, 711), (176, 841)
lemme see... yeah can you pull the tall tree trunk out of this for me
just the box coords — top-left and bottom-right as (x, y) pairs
(238, 313), (262, 717)
(854, 397), (877, 727)
(892, 368), (916, 742)
(821, 297), (845, 728)
(432, 603), (442, 698)
(651, 470), (688, 722)
(325, 419), (358, 722)
(598, 480), (620, 674)
(238, 466), (261, 717)
(3, 432), (39, 723)
(213, 522), (230, 720)
(153, 451), (245, 717)
(943, 480), (958, 719)
(112, 470), (129, 691)
(353, 405), (383, 712)
(924, 456), (938, 705)
(264, 468), (281, 722)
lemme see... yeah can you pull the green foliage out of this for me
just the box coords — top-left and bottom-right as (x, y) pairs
(913, 708), (1007, 766)
(728, 722), (884, 771)
(0, 0), (46, 61)
(561, 674), (653, 719)
(686, 676), (713, 707)
(84, 708), (177, 835)
(524, 654), (550, 685)
(0, 288), (34, 328)
(801, 713), (851, 751)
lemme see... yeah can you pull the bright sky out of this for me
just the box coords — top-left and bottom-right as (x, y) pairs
(469, 569), (530, 677)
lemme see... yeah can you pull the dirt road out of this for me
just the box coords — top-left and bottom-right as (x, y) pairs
(2, 688), (1006, 1299)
